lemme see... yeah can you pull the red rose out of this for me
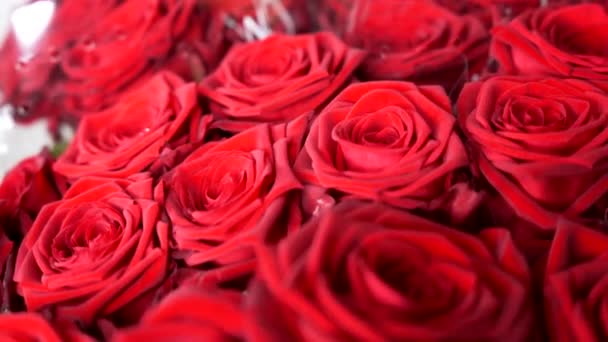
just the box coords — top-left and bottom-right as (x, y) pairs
(492, 4), (608, 88)
(544, 221), (608, 342)
(0, 313), (93, 342)
(198, 32), (366, 132)
(113, 287), (244, 341)
(457, 76), (608, 254)
(248, 201), (537, 341)
(295, 81), (478, 223)
(319, 0), (489, 91)
(162, 115), (307, 272)
(0, 150), (61, 238)
(13, 174), (169, 324)
(54, 72), (205, 181)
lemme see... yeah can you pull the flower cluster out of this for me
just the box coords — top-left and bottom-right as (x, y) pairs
(1, 0), (608, 341)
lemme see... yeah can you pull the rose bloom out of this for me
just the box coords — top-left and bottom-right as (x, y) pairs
(113, 287), (244, 341)
(247, 201), (537, 341)
(0, 313), (94, 342)
(295, 81), (477, 223)
(544, 221), (608, 342)
(162, 115), (307, 271)
(318, 0), (488, 91)
(199, 32), (366, 132)
(0, 150), (62, 238)
(492, 4), (608, 88)
(457, 76), (608, 254)
(54, 72), (205, 181)
(13, 174), (169, 324)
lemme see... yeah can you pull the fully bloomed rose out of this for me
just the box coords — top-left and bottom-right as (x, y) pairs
(162, 116), (307, 272)
(457, 76), (608, 253)
(318, 0), (489, 91)
(544, 221), (608, 342)
(492, 4), (608, 88)
(54, 72), (206, 181)
(113, 287), (244, 341)
(0, 313), (93, 342)
(247, 201), (537, 341)
(0, 150), (61, 238)
(295, 81), (477, 223)
(13, 174), (169, 324)
(199, 32), (366, 132)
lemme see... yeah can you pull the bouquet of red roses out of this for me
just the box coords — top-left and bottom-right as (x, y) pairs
(1, 0), (608, 340)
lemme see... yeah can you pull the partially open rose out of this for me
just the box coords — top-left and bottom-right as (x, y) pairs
(492, 4), (608, 89)
(113, 287), (244, 341)
(162, 116), (307, 272)
(248, 201), (537, 341)
(319, 0), (489, 91)
(54, 72), (205, 181)
(544, 221), (608, 342)
(458, 76), (608, 254)
(295, 81), (477, 223)
(13, 174), (169, 324)
(199, 32), (366, 132)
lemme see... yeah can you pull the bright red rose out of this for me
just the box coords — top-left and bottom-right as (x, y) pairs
(544, 221), (608, 342)
(13, 174), (169, 324)
(54, 72), (206, 181)
(0, 150), (61, 238)
(295, 81), (478, 223)
(247, 201), (537, 341)
(113, 286), (244, 341)
(199, 32), (366, 132)
(457, 76), (608, 255)
(162, 115), (307, 273)
(0, 313), (94, 342)
(492, 4), (608, 89)
(318, 0), (489, 91)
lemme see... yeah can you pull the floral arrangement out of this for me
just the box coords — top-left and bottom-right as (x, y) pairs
(1, 0), (607, 341)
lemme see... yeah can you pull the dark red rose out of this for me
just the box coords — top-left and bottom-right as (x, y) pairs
(54, 72), (206, 181)
(544, 221), (608, 342)
(457, 76), (608, 256)
(199, 32), (366, 132)
(0, 150), (61, 238)
(0, 313), (94, 342)
(247, 201), (537, 341)
(13, 174), (169, 324)
(162, 115), (307, 275)
(113, 286), (244, 341)
(295, 81), (479, 223)
(318, 0), (489, 91)
(492, 4), (608, 89)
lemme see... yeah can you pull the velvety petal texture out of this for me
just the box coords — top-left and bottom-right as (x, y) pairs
(458, 76), (608, 235)
(295, 81), (474, 221)
(54, 72), (204, 180)
(13, 174), (169, 324)
(163, 116), (307, 270)
(113, 287), (245, 341)
(544, 221), (608, 342)
(492, 4), (608, 87)
(199, 32), (366, 132)
(248, 201), (537, 341)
